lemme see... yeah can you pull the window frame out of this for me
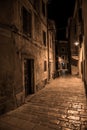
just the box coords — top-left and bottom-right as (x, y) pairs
(22, 7), (32, 37)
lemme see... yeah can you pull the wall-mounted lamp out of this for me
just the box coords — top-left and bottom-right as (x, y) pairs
(74, 41), (79, 46)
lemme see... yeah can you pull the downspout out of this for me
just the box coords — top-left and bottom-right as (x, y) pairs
(47, 18), (50, 81)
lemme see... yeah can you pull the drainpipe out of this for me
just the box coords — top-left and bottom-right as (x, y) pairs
(47, 18), (50, 81)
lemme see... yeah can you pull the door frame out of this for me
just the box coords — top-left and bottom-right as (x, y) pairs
(22, 55), (35, 98)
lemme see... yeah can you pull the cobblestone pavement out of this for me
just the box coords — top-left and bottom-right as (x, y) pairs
(0, 76), (87, 130)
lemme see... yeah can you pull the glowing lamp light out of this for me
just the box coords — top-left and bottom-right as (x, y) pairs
(74, 41), (79, 46)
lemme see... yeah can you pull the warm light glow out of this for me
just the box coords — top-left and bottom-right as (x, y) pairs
(59, 57), (62, 62)
(58, 57), (64, 63)
(74, 41), (79, 46)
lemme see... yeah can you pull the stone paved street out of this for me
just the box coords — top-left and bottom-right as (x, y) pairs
(0, 76), (87, 130)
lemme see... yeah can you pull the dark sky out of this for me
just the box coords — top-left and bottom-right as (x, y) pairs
(47, 0), (75, 28)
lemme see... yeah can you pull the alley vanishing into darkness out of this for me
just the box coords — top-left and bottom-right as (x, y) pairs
(0, 76), (87, 130)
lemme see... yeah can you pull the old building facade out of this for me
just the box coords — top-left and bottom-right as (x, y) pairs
(68, 0), (87, 90)
(0, 0), (56, 114)
(68, 0), (82, 76)
(58, 40), (69, 75)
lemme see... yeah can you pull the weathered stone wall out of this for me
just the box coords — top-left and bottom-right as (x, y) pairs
(48, 20), (56, 79)
(0, 0), (49, 113)
(0, 31), (16, 114)
(0, 0), (57, 114)
(14, 33), (48, 94)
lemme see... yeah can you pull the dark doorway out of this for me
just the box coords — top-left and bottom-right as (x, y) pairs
(24, 59), (34, 97)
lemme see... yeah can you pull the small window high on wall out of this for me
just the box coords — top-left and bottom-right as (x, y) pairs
(22, 7), (32, 37)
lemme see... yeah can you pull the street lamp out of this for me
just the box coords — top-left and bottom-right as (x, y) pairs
(74, 41), (79, 46)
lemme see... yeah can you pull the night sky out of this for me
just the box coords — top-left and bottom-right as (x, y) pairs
(47, 0), (75, 39)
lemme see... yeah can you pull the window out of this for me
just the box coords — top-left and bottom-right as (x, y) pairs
(44, 61), (47, 71)
(42, 0), (46, 16)
(22, 7), (32, 37)
(43, 31), (46, 46)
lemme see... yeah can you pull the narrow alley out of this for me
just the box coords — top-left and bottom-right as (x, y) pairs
(0, 76), (87, 130)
